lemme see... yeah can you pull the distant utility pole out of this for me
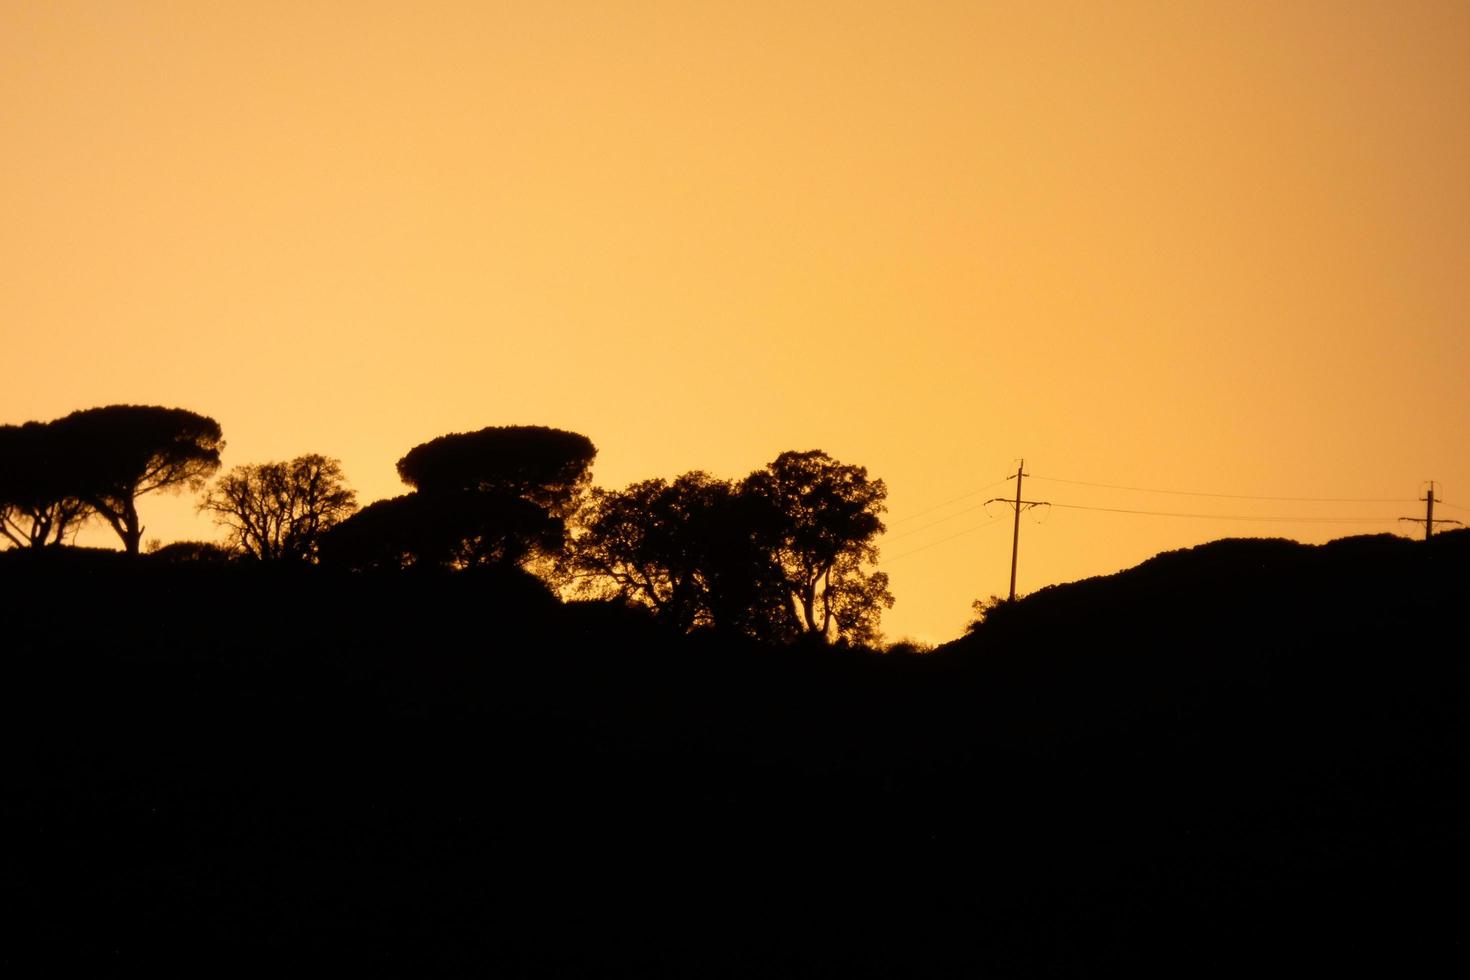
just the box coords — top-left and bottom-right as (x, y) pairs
(1399, 481), (1463, 539)
(986, 460), (1050, 602)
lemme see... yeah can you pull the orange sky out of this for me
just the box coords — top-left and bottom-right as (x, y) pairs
(5, 0), (1468, 643)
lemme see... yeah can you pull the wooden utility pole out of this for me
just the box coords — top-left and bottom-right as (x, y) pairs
(987, 460), (1049, 601)
(1400, 481), (1462, 539)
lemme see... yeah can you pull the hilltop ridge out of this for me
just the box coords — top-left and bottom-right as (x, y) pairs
(5, 530), (1466, 973)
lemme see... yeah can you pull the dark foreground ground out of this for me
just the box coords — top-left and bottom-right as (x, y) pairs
(5, 531), (1467, 974)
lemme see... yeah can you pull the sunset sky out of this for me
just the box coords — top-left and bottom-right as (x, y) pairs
(5, 0), (1468, 643)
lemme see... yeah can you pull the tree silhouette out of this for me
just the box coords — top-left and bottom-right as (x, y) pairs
(320, 423), (592, 574)
(52, 405), (224, 555)
(742, 450), (892, 644)
(340, 425), (601, 574)
(0, 420), (91, 549)
(572, 453), (890, 644)
(200, 455), (357, 562)
(570, 472), (740, 632)
(570, 472), (799, 638)
(396, 425), (596, 520)
(687, 482), (802, 641)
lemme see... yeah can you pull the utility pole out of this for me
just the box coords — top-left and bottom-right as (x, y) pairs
(1400, 481), (1463, 539)
(986, 460), (1050, 602)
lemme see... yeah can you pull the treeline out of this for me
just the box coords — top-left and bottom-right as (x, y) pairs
(1, 404), (891, 644)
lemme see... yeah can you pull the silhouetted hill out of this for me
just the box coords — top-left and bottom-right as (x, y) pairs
(937, 531), (1468, 735)
(4, 532), (1466, 974)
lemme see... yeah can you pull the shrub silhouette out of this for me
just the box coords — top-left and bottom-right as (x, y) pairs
(146, 540), (236, 563)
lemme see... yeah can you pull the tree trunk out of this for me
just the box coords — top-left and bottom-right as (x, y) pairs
(802, 578), (819, 634)
(122, 498), (142, 555)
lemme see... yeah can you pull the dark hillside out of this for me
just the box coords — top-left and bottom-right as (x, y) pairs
(940, 532), (1468, 736)
(4, 532), (1467, 974)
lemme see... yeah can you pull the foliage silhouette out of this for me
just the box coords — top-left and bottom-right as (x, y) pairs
(146, 539), (237, 563)
(570, 471), (789, 636)
(320, 490), (560, 572)
(396, 425), (596, 519)
(742, 450), (892, 644)
(50, 405), (223, 555)
(0, 420), (91, 548)
(572, 450), (891, 644)
(327, 425), (599, 574)
(570, 473), (724, 630)
(200, 454), (357, 562)
(966, 593), (1019, 632)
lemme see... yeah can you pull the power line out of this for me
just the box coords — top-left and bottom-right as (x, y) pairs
(885, 502), (991, 541)
(879, 469), (1446, 570)
(1029, 474), (1410, 504)
(1045, 502), (1397, 523)
(881, 517), (1007, 565)
(887, 478), (1010, 525)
